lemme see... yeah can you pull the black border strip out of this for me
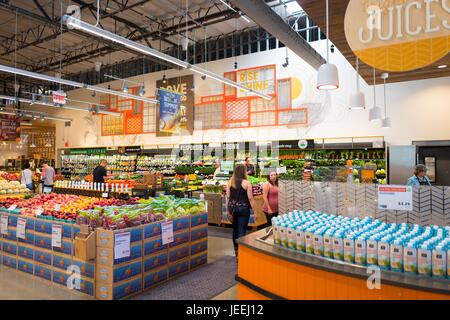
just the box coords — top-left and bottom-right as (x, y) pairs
(235, 275), (287, 300)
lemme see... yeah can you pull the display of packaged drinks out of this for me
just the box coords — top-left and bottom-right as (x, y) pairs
(55, 180), (131, 193)
(272, 211), (450, 278)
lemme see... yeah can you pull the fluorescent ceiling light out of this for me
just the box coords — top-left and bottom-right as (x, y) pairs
(0, 109), (72, 122)
(0, 64), (157, 104)
(64, 16), (272, 101)
(219, 0), (236, 12)
(437, 65), (447, 69)
(240, 14), (251, 23)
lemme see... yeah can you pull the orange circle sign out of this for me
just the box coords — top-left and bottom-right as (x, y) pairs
(344, 0), (450, 72)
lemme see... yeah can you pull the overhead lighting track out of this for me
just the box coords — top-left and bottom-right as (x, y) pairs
(0, 108), (72, 123)
(63, 15), (272, 101)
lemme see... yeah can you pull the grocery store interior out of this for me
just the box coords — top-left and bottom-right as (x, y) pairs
(0, 0), (449, 301)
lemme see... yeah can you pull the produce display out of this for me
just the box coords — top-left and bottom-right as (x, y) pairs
(0, 180), (31, 194)
(273, 211), (450, 278)
(77, 196), (206, 229)
(175, 165), (215, 176)
(0, 171), (20, 182)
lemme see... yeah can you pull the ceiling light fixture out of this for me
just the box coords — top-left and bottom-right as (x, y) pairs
(349, 57), (365, 110)
(380, 73), (391, 128)
(317, 0), (339, 90)
(63, 16), (272, 101)
(0, 64), (157, 104)
(369, 68), (383, 122)
(437, 65), (447, 69)
(0, 109), (71, 122)
(162, 74), (167, 84)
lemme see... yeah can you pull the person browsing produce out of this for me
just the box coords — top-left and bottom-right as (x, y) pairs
(21, 162), (33, 191)
(93, 159), (108, 184)
(262, 171), (279, 226)
(213, 159), (221, 179)
(407, 164), (431, 186)
(41, 161), (55, 192)
(226, 164), (257, 262)
(244, 157), (255, 176)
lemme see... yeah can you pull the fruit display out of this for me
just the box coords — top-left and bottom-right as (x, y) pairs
(0, 171), (20, 182)
(0, 180), (31, 194)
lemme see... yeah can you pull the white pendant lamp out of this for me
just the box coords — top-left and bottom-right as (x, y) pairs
(369, 68), (382, 121)
(317, 0), (339, 90)
(380, 72), (391, 128)
(349, 57), (365, 110)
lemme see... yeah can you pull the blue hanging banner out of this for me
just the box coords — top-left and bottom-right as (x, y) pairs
(158, 88), (183, 135)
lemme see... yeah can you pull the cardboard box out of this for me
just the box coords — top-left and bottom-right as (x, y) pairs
(53, 253), (73, 271)
(73, 225), (81, 239)
(143, 222), (161, 239)
(190, 213), (208, 228)
(96, 226), (143, 249)
(169, 230), (190, 248)
(52, 239), (73, 256)
(143, 251), (168, 273)
(53, 273), (96, 297)
(2, 226), (17, 241)
(190, 226), (208, 242)
(34, 248), (52, 266)
(96, 275), (142, 300)
(52, 269), (70, 286)
(18, 257), (34, 275)
(143, 266), (168, 289)
(34, 234), (52, 250)
(190, 252), (208, 270)
(143, 237), (167, 256)
(77, 277), (95, 296)
(168, 244), (189, 263)
(190, 239), (208, 256)
(173, 216), (190, 232)
(2, 253), (17, 269)
(96, 260), (142, 284)
(18, 230), (34, 245)
(74, 225), (95, 261)
(72, 258), (95, 279)
(18, 244), (34, 260)
(96, 243), (142, 266)
(168, 258), (189, 278)
(2, 240), (17, 256)
(34, 262), (52, 281)
(35, 220), (53, 235)
(7, 215), (18, 227)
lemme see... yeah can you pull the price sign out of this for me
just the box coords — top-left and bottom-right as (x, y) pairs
(378, 185), (413, 211)
(0, 215), (8, 235)
(102, 192), (109, 198)
(17, 218), (27, 240)
(54, 204), (61, 212)
(277, 167), (287, 174)
(161, 221), (174, 245)
(52, 225), (62, 248)
(43, 186), (52, 194)
(7, 204), (17, 211)
(114, 232), (131, 259)
(36, 207), (44, 216)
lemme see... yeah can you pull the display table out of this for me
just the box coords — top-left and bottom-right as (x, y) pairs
(236, 229), (450, 300)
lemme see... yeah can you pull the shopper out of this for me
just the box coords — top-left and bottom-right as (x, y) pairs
(41, 161), (55, 193)
(226, 164), (256, 261)
(407, 164), (431, 186)
(213, 159), (221, 179)
(21, 162), (33, 191)
(263, 171), (279, 226)
(93, 159), (108, 184)
(244, 157), (255, 176)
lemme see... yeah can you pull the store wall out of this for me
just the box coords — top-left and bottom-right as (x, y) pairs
(0, 143), (28, 167)
(48, 43), (450, 151)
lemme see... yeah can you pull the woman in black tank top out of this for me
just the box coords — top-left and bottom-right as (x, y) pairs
(226, 164), (257, 262)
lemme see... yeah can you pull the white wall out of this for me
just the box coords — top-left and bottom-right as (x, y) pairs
(46, 43), (450, 150)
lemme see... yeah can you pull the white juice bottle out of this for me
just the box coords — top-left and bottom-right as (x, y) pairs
(332, 233), (344, 261)
(323, 231), (334, 258)
(418, 244), (432, 276)
(390, 240), (404, 272)
(273, 221), (281, 245)
(366, 236), (378, 265)
(313, 230), (324, 256)
(432, 245), (446, 278)
(344, 235), (355, 263)
(377, 238), (391, 270)
(355, 236), (367, 266)
(280, 223), (288, 248)
(403, 243), (418, 274)
(295, 226), (305, 252)
(305, 229), (314, 254)
(287, 224), (297, 250)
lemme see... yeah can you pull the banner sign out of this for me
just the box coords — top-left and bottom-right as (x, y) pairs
(378, 185), (413, 211)
(236, 65), (275, 98)
(156, 75), (194, 136)
(179, 144), (209, 152)
(52, 90), (67, 105)
(345, 0), (450, 72)
(272, 140), (314, 150)
(0, 115), (20, 141)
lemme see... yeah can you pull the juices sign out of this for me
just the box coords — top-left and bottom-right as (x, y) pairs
(236, 65), (275, 98)
(344, 0), (450, 72)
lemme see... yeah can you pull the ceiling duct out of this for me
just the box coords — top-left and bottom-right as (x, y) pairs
(229, 0), (325, 69)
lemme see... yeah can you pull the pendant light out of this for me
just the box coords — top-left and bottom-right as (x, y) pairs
(369, 68), (382, 121)
(349, 57), (365, 110)
(380, 73), (391, 128)
(317, 0), (339, 90)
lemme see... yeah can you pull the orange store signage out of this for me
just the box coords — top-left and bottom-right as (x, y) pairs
(344, 0), (450, 72)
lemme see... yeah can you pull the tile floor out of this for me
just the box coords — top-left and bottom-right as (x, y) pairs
(0, 235), (238, 300)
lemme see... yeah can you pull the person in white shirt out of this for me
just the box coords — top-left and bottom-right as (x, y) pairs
(213, 159), (221, 179)
(21, 162), (33, 190)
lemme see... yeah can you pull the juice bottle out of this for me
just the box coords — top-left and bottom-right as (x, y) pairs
(323, 229), (334, 258)
(280, 222), (288, 247)
(313, 228), (324, 256)
(418, 243), (432, 276)
(432, 244), (447, 278)
(273, 219), (281, 245)
(344, 235), (355, 263)
(287, 223), (297, 249)
(377, 237), (391, 270)
(355, 235), (367, 266)
(295, 225), (305, 252)
(366, 236), (378, 265)
(403, 242), (418, 274)
(332, 232), (344, 261)
(390, 239), (404, 272)
(305, 228), (314, 254)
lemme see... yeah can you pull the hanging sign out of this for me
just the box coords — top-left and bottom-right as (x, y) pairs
(344, 0), (450, 72)
(378, 185), (413, 211)
(156, 88), (184, 135)
(236, 65), (275, 98)
(52, 90), (67, 105)
(0, 115), (20, 142)
(161, 221), (174, 245)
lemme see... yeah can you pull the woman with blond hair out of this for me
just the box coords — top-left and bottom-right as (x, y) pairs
(226, 164), (257, 261)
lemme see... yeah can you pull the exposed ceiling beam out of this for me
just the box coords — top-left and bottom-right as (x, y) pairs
(32, 0), (51, 21)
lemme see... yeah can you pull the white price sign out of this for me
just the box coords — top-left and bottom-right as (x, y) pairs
(54, 204), (61, 212)
(276, 167), (287, 174)
(102, 192), (109, 198)
(36, 208), (44, 216)
(52, 225), (62, 248)
(161, 221), (174, 245)
(378, 185), (413, 211)
(0, 215), (8, 235)
(17, 218), (27, 239)
(114, 232), (131, 259)
(7, 204), (17, 211)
